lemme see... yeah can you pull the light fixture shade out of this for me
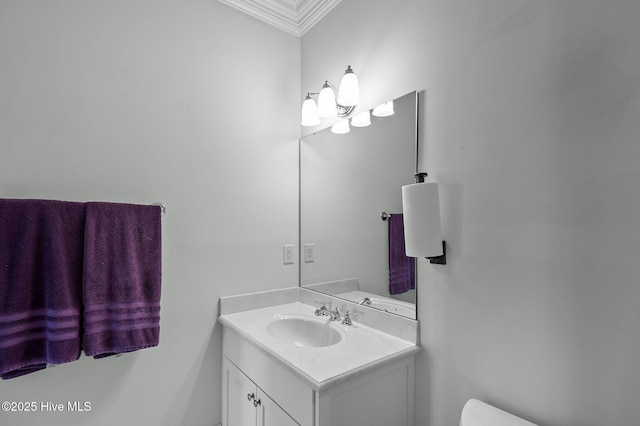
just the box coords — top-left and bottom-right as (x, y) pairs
(301, 96), (321, 126)
(337, 66), (359, 106)
(331, 120), (350, 134)
(350, 110), (371, 127)
(402, 182), (443, 257)
(372, 100), (395, 117)
(317, 82), (337, 118)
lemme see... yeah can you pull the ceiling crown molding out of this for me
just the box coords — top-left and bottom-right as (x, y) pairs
(218, 0), (341, 37)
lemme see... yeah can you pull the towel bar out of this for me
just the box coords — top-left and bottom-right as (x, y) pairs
(381, 212), (391, 221)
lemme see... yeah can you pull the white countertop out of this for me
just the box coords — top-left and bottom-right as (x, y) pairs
(218, 301), (419, 387)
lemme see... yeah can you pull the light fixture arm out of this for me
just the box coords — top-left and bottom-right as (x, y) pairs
(336, 104), (356, 118)
(306, 83), (356, 119)
(324, 81), (339, 92)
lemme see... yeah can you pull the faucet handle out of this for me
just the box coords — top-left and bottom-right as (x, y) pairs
(341, 310), (353, 326)
(314, 301), (328, 316)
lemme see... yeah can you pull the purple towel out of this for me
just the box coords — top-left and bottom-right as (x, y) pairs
(0, 199), (85, 379)
(388, 214), (416, 295)
(82, 202), (162, 358)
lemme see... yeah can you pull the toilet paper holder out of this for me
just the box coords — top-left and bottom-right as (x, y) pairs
(402, 172), (447, 265)
(428, 241), (446, 265)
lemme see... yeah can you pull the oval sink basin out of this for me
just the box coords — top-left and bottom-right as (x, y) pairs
(266, 315), (344, 348)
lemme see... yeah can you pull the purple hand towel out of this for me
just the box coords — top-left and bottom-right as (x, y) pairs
(82, 202), (162, 358)
(388, 214), (416, 295)
(0, 199), (85, 379)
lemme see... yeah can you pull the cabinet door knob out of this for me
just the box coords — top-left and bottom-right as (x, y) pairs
(253, 398), (261, 408)
(247, 393), (255, 402)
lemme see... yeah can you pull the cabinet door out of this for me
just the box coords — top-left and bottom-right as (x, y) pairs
(223, 359), (257, 426)
(257, 389), (300, 426)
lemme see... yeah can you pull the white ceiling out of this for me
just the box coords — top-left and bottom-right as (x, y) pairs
(218, 0), (341, 37)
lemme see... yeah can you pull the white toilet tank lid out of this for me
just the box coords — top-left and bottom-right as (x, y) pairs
(460, 399), (538, 426)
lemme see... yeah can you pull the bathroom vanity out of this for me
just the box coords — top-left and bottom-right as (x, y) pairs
(218, 287), (420, 426)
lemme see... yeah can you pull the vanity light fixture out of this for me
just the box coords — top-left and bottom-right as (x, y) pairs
(372, 100), (394, 117)
(336, 66), (359, 106)
(402, 172), (447, 264)
(301, 65), (397, 134)
(350, 110), (371, 127)
(301, 65), (360, 126)
(331, 119), (350, 134)
(318, 81), (339, 118)
(301, 94), (322, 126)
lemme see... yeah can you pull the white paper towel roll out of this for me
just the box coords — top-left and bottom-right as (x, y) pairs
(402, 182), (443, 257)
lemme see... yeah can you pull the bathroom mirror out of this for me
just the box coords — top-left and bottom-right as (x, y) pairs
(300, 90), (418, 319)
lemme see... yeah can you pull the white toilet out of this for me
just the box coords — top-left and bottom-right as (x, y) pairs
(460, 399), (538, 426)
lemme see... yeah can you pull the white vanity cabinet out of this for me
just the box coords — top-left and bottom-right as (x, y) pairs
(221, 325), (416, 426)
(223, 357), (299, 426)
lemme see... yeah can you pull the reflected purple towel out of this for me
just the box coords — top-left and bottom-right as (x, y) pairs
(0, 199), (85, 379)
(82, 202), (162, 358)
(388, 214), (415, 295)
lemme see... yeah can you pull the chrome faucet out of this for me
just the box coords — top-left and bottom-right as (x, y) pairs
(358, 297), (372, 306)
(314, 303), (341, 321)
(331, 306), (342, 322)
(314, 302), (329, 317)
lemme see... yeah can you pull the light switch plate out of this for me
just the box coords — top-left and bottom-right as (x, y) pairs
(283, 244), (295, 265)
(304, 243), (315, 263)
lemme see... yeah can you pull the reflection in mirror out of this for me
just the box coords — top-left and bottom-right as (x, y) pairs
(300, 91), (418, 319)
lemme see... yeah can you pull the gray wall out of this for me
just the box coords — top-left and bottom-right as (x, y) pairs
(3, 1), (640, 425)
(0, 1), (300, 425)
(303, 1), (640, 425)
